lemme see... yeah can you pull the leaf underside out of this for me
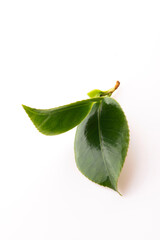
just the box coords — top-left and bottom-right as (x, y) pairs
(74, 97), (129, 192)
(22, 98), (101, 135)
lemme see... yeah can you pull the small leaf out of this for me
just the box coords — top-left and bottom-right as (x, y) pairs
(74, 96), (129, 192)
(22, 98), (101, 135)
(87, 89), (102, 98)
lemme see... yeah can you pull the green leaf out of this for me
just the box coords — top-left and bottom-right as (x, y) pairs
(87, 89), (102, 98)
(74, 96), (129, 192)
(22, 98), (101, 135)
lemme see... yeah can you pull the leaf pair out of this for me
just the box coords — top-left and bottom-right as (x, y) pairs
(23, 83), (129, 193)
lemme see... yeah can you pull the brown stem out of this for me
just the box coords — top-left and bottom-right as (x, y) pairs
(101, 81), (120, 96)
(114, 81), (120, 90)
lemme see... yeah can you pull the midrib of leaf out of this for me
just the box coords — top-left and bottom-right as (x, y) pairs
(38, 115), (51, 128)
(97, 100), (116, 190)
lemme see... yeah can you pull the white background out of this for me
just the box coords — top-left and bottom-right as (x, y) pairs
(0, 0), (160, 239)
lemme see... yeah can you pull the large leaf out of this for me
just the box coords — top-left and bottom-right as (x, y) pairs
(74, 96), (129, 192)
(22, 98), (101, 135)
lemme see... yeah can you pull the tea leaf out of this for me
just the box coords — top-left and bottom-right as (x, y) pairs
(22, 98), (101, 135)
(74, 97), (129, 192)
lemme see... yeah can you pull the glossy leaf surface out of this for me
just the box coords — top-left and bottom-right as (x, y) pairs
(74, 97), (129, 192)
(22, 98), (101, 135)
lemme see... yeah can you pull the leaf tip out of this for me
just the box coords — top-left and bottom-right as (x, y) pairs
(22, 104), (34, 122)
(117, 190), (122, 196)
(22, 104), (29, 112)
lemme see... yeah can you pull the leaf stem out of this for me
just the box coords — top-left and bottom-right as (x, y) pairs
(100, 81), (120, 97)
